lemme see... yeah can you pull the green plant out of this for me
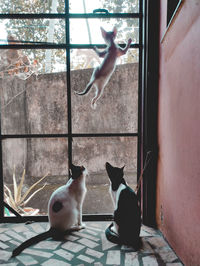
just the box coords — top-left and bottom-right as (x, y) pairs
(4, 166), (49, 214)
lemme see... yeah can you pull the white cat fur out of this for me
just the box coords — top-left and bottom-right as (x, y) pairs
(48, 168), (87, 232)
(109, 183), (126, 235)
(76, 27), (132, 109)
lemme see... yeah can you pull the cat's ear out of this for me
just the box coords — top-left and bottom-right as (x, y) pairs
(105, 162), (113, 170)
(80, 165), (85, 171)
(113, 27), (117, 37)
(121, 165), (125, 171)
(100, 27), (107, 39)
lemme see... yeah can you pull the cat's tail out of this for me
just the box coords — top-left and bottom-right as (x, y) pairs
(11, 228), (57, 257)
(105, 223), (142, 250)
(75, 81), (94, 95)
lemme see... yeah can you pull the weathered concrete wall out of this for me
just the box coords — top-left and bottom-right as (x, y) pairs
(1, 72), (68, 135)
(1, 63), (138, 178)
(71, 63), (138, 134)
(1, 63), (138, 213)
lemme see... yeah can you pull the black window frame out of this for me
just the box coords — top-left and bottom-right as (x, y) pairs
(0, 0), (159, 226)
(141, 0), (159, 227)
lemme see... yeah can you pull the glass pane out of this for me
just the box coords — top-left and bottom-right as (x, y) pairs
(0, 19), (65, 45)
(69, 0), (139, 13)
(0, 49), (68, 134)
(0, 0), (65, 14)
(71, 49), (138, 134)
(70, 18), (139, 44)
(72, 137), (137, 214)
(3, 138), (68, 216)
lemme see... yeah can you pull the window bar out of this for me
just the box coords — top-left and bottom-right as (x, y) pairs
(0, 44), (140, 51)
(0, 133), (138, 139)
(0, 13), (140, 19)
(0, 126), (3, 219)
(137, 0), (144, 188)
(4, 202), (21, 218)
(65, 0), (73, 169)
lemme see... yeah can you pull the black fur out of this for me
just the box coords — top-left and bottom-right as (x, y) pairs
(70, 164), (85, 179)
(12, 228), (57, 257)
(105, 162), (141, 248)
(52, 201), (63, 212)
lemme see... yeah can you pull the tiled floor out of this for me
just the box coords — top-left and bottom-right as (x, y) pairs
(0, 222), (183, 265)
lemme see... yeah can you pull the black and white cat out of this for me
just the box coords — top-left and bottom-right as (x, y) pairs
(12, 163), (87, 257)
(105, 162), (141, 248)
(75, 27), (132, 109)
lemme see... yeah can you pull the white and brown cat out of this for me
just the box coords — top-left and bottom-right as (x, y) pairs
(12, 163), (87, 257)
(75, 27), (132, 109)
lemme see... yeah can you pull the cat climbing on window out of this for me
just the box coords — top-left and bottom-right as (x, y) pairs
(12, 163), (87, 257)
(105, 162), (141, 249)
(75, 27), (132, 109)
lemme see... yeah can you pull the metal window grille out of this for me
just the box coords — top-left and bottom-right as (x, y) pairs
(0, 0), (144, 223)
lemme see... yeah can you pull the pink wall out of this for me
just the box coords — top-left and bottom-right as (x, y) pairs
(157, 0), (200, 265)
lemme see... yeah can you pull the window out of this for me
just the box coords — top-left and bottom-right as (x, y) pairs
(0, 0), (143, 222)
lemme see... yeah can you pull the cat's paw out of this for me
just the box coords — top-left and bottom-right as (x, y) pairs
(70, 223), (86, 231)
(80, 223), (86, 229)
(91, 101), (97, 109)
(77, 223), (86, 230)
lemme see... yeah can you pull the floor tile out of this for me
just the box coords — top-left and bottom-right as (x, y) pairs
(0, 222), (183, 265)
